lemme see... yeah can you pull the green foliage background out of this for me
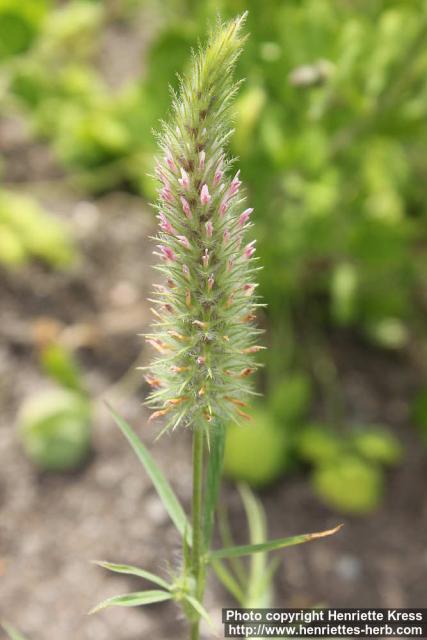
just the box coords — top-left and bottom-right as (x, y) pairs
(2, 0), (427, 511)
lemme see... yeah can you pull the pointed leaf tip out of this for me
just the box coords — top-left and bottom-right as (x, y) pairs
(93, 560), (171, 590)
(89, 590), (172, 615)
(306, 523), (344, 540)
(209, 523), (343, 560)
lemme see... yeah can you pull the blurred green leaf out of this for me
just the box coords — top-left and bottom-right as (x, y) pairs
(365, 318), (408, 349)
(224, 407), (289, 488)
(413, 389), (427, 446)
(0, 0), (50, 59)
(40, 344), (84, 393)
(18, 388), (91, 472)
(269, 373), (311, 425)
(239, 485), (272, 607)
(331, 262), (358, 325)
(211, 558), (245, 604)
(313, 456), (383, 514)
(352, 427), (402, 466)
(0, 191), (76, 268)
(298, 424), (344, 464)
(0, 224), (26, 265)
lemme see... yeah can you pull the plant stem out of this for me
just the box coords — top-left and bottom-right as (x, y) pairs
(190, 425), (205, 640)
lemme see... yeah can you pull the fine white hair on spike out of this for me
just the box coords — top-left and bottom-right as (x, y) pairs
(146, 14), (263, 432)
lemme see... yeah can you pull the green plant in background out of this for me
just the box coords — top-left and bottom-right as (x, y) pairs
(92, 17), (340, 639)
(223, 372), (311, 486)
(0, 190), (75, 267)
(1, 0), (152, 193)
(412, 389), (427, 447)
(299, 424), (402, 513)
(18, 342), (91, 472)
(0, 0), (51, 60)
(224, 405), (289, 488)
(4, 0), (427, 341)
(224, 368), (403, 513)
(18, 387), (91, 472)
(3, 1), (115, 170)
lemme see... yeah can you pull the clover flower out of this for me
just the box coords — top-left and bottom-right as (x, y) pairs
(145, 14), (264, 433)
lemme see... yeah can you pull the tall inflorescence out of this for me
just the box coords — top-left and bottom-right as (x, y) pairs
(145, 14), (263, 435)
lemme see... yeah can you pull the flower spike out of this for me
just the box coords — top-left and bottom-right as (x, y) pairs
(145, 14), (263, 433)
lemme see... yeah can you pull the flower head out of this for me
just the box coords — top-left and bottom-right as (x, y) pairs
(146, 14), (263, 432)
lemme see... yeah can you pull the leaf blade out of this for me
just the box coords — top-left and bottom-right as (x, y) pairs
(89, 589), (172, 615)
(1, 623), (28, 640)
(211, 559), (245, 604)
(209, 524), (343, 560)
(239, 484), (270, 606)
(107, 404), (191, 545)
(94, 561), (170, 590)
(182, 595), (212, 626)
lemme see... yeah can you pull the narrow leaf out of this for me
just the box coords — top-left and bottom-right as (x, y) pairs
(89, 589), (172, 615)
(239, 484), (270, 607)
(218, 503), (246, 585)
(209, 524), (343, 560)
(182, 595), (212, 625)
(94, 561), (170, 590)
(211, 559), (245, 604)
(1, 623), (28, 640)
(203, 422), (225, 549)
(107, 404), (192, 545)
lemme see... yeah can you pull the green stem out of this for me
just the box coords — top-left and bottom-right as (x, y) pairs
(190, 426), (205, 640)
